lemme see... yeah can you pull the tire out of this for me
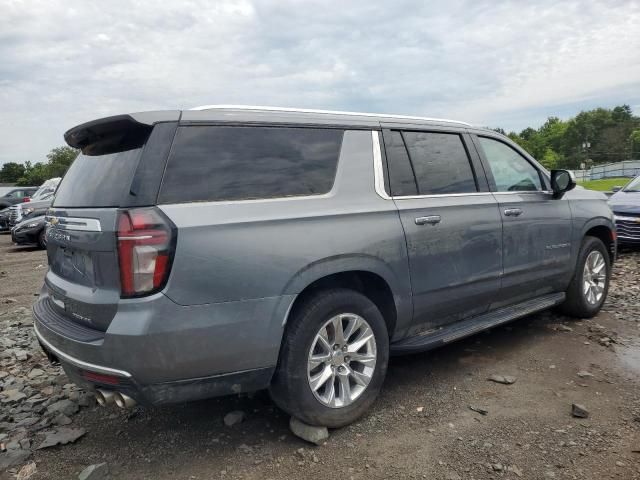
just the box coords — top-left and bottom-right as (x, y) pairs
(38, 229), (47, 249)
(269, 288), (389, 428)
(558, 236), (610, 318)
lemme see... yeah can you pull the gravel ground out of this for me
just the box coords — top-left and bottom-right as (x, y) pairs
(1, 233), (639, 479)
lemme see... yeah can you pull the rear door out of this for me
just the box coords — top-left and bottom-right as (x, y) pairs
(44, 120), (175, 332)
(471, 134), (573, 306)
(381, 126), (503, 334)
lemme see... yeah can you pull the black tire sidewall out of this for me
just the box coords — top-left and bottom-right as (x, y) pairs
(271, 289), (389, 428)
(38, 229), (47, 249)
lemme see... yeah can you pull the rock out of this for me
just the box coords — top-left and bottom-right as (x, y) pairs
(37, 427), (86, 449)
(47, 399), (79, 416)
(577, 370), (594, 378)
(508, 465), (524, 477)
(15, 350), (28, 361)
(445, 472), (462, 480)
(223, 410), (245, 427)
(3, 298), (17, 304)
(289, 416), (329, 445)
(54, 414), (72, 426)
(469, 405), (488, 415)
(27, 368), (44, 379)
(78, 462), (109, 480)
(487, 374), (517, 385)
(572, 403), (589, 418)
(0, 449), (31, 470)
(16, 461), (37, 480)
(1, 388), (27, 404)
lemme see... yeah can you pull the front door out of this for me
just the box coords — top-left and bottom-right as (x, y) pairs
(472, 134), (573, 307)
(382, 128), (503, 334)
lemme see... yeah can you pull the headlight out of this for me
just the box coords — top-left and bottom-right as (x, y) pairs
(25, 222), (41, 228)
(23, 208), (35, 215)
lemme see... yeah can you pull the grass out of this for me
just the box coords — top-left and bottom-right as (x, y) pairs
(577, 177), (630, 192)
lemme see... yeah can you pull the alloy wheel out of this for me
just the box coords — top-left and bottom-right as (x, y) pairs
(307, 313), (377, 408)
(583, 250), (606, 304)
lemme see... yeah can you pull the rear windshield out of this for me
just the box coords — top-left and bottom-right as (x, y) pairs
(158, 126), (343, 204)
(53, 148), (142, 207)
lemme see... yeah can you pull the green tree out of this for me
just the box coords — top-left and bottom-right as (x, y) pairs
(539, 148), (562, 170)
(0, 162), (26, 183)
(46, 146), (79, 177)
(630, 130), (640, 159)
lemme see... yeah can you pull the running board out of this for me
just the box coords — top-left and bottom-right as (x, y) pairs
(390, 292), (565, 355)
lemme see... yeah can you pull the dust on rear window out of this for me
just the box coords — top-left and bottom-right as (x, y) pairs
(53, 149), (142, 208)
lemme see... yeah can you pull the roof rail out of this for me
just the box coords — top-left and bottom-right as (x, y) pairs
(189, 105), (471, 126)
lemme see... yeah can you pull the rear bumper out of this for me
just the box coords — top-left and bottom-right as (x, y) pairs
(36, 323), (273, 405)
(33, 290), (293, 405)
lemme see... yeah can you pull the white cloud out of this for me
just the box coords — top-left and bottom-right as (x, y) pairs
(0, 0), (639, 164)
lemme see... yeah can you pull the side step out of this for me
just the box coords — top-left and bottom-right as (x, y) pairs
(390, 292), (565, 355)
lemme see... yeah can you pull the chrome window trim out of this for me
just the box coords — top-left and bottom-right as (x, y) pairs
(190, 105), (471, 126)
(372, 131), (392, 200)
(372, 130), (558, 201)
(45, 215), (102, 232)
(492, 190), (553, 195)
(392, 192), (495, 200)
(34, 322), (132, 378)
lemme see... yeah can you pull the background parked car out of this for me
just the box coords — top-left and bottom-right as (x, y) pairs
(609, 175), (640, 245)
(11, 215), (48, 248)
(0, 207), (11, 232)
(0, 186), (38, 209)
(8, 178), (60, 227)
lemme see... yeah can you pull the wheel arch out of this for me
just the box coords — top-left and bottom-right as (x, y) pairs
(581, 218), (616, 263)
(280, 255), (412, 340)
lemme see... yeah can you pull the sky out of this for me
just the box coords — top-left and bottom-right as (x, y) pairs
(1, 0), (639, 165)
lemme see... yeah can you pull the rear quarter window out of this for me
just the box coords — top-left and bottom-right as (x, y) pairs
(158, 126), (343, 204)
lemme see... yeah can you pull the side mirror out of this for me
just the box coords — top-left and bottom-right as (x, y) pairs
(550, 170), (576, 199)
(611, 186), (622, 193)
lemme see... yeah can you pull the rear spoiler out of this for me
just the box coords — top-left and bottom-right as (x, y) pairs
(64, 111), (180, 155)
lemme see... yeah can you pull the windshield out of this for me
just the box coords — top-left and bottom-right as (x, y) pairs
(623, 176), (640, 192)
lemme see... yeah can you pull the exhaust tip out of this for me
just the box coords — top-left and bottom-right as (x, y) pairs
(95, 389), (114, 407)
(113, 391), (137, 409)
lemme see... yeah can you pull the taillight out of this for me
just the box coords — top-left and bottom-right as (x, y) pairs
(117, 207), (176, 298)
(23, 197), (30, 202)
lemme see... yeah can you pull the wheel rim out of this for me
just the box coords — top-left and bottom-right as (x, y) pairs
(307, 313), (377, 409)
(583, 250), (606, 305)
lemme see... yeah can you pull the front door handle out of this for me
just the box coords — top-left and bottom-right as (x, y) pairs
(415, 215), (441, 226)
(504, 208), (523, 217)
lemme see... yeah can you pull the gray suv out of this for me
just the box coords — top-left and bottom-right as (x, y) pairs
(34, 106), (616, 427)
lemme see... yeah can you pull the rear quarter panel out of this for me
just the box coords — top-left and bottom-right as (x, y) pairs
(159, 130), (412, 334)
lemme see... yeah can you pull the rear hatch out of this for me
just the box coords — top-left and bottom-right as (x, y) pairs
(43, 115), (177, 333)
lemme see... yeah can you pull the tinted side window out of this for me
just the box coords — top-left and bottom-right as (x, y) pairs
(159, 126), (343, 203)
(478, 137), (542, 192)
(383, 130), (418, 196)
(403, 131), (477, 195)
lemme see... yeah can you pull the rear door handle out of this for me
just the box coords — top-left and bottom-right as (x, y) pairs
(415, 215), (441, 226)
(504, 208), (523, 217)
